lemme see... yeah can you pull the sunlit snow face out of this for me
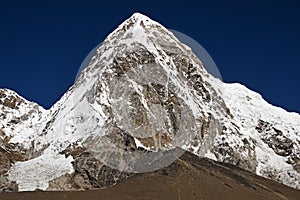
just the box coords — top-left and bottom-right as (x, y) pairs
(71, 29), (223, 173)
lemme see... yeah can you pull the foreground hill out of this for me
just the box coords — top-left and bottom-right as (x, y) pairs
(1, 151), (299, 200)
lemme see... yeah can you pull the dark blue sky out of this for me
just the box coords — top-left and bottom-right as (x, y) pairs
(0, 0), (299, 113)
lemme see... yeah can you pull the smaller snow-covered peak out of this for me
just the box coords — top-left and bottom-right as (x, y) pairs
(0, 88), (22, 99)
(0, 88), (44, 111)
(0, 87), (47, 147)
(0, 88), (27, 110)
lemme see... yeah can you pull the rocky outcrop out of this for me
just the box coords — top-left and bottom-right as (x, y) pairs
(256, 119), (300, 173)
(47, 145), (132, 191)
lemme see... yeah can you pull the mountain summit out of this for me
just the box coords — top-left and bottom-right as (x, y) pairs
(0, 13), (299, 192)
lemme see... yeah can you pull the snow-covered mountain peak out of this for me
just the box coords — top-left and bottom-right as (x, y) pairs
(130, 12), (151, 21)
(126, 12), (158, 28)
(108, 12), (162, 37)
(98, 12), (194, 62)
(0, 13), (299, 192)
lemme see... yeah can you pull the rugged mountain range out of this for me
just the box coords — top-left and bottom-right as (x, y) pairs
(0, 13), (299, 192)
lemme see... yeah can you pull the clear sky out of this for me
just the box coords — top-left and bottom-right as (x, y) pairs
(0, 0), (299, 113)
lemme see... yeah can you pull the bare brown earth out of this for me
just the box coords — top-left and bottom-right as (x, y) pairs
(1, 151), (299, 200)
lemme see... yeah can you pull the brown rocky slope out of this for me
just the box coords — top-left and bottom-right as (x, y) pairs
(0, 151), (299, 200)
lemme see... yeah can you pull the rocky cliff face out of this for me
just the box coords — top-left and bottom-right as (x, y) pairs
(0, 13), (299, 192)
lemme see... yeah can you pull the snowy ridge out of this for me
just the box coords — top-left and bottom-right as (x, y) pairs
(0, 13), (299, 191)
(223, 83), (300, 188)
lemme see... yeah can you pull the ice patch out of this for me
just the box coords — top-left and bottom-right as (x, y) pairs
(7, 152), (74, 191)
